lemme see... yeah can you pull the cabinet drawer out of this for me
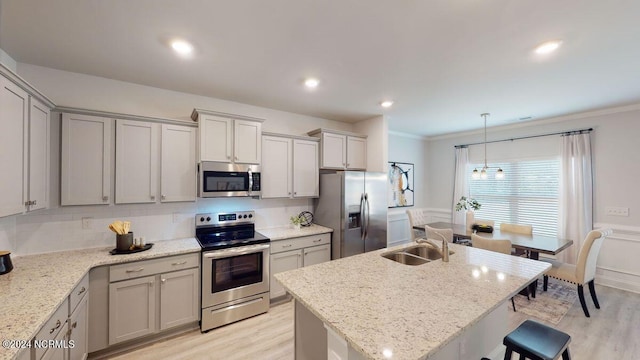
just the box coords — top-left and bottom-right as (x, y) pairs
(110, 253), (199, 282)
(271, 233), (331, 254)
(34, 297), (68, 360)
(69, 273), (89, 314)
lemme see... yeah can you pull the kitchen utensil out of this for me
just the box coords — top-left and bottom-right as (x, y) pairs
(0, 251), (14, 275)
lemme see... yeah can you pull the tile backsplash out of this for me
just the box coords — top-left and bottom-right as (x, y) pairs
(1, 197), (313, 256)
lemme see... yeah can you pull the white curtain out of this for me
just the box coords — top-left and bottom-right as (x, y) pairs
(452, 147), (469, 224)
(558, 133), (593, 264)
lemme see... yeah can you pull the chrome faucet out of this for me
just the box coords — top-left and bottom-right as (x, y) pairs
(416, 232), (449, 262)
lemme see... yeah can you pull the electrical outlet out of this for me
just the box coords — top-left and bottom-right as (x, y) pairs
(81, 217), (93, 229)
(606, 207), (629, 217)
(173, 213), (180, 223)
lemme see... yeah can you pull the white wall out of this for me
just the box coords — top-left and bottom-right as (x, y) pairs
(425, 106), (640, 292)
(0, 64), (357, 256)
(0, 47), (17, 72)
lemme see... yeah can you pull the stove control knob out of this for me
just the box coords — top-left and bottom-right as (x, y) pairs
(248, 214), (253, 218)
(206, 217), (211, 222)
(200, 217), (205, 222)
(237, 214), (241, 219)
(244, 214), (248, 219)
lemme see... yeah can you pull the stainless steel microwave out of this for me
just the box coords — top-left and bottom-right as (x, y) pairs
(198, 162), (261, 198)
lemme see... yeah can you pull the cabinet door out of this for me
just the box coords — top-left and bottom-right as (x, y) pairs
(234, 120), (262, 164)
(160, 124), (196, 202)
(0, 77), (28, 217)
(109, 276), (156, 345)
(27, 98), (50, 212)
(61, 114), (112, 205)
(68, 295), (88, 360)
(261, 136), (292, 198)
(41, 328), (67, 360)
(270, 249), (302, 299)
(303, 244), (331, 267)
(346, 136), (367, 170)
(293, 139), (319, 198)
(199, 115), (232, 162)
(159, 268), (199, 330)
(321, 132), (346, 169)
(115, 120), (159, 204)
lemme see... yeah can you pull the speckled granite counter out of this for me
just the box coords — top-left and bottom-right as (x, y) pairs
(275, 242), (551, 360)
(258, 224), (333, 241)
(0, 238), (200, 360)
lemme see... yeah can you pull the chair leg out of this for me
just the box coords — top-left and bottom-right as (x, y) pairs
(503, 347), (513, 360)
(562, 347), (571, 360)
(578, 285), (590, 317)
(519, 354), (525, 360)
(543, 275), (548, 291)
(588, 280), (600, 309)
(511, 297), (516, 312)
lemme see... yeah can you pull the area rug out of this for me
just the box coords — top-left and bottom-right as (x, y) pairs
(511, 281), (577, 325)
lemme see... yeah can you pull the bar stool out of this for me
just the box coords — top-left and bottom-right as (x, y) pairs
(503, 320), (571, 360)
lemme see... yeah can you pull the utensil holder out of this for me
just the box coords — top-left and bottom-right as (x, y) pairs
(116, 232), (134, 251)
(0, 251), (13, 275)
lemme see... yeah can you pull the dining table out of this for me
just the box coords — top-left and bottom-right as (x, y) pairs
(414, 221), (573, 297)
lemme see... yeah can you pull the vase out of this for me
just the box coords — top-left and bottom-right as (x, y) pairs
(466, 210), (475, 231)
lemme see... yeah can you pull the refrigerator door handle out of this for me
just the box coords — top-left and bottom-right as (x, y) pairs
(360, 193), (365, 240)
(364, 193), (370, 239)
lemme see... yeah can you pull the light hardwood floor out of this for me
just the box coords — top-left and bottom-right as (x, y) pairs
(109, 285), (640, 360)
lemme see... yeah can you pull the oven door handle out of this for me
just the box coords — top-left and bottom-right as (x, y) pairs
(203, 243), (270, 259)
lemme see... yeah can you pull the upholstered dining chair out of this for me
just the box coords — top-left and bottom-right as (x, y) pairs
(471, 234), (521, 311)
(500, 223), (533, 235)
(425, 224), (453, 243)
(406, 209), (428, 241)
(541, 228), (613, 317)
(500, 223), (533, 256)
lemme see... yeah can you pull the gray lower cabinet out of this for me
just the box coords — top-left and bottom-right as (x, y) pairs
(68, 295), (89, 360)
(270, 233), (331, 301)
(107, 254), (200, 346)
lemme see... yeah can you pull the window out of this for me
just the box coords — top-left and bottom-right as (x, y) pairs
(468, 158), (560, 237)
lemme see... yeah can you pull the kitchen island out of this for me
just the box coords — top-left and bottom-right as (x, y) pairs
(275, 242), (551, 360)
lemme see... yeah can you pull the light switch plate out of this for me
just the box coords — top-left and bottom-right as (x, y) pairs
(81, 217), (93, 229)
(606, 206), (629, 216)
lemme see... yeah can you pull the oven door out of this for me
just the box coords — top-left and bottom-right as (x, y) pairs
(202, 243), (270, 308)
(198, 162), (261, 198)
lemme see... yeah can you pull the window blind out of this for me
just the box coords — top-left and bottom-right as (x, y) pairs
(468, 159), (560, 237)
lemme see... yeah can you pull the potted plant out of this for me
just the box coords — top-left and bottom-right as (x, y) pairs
(290, 214), (303, 230)
(455, 196), (481, 230)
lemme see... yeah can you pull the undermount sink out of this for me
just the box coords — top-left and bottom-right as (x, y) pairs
(403, 244), (455, 260)
(381, 244), (455, 265)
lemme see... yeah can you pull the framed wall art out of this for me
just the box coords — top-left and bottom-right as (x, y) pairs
(388, 162), (414, 208)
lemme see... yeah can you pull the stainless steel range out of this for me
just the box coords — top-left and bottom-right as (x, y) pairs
(195, 211), (270, 332)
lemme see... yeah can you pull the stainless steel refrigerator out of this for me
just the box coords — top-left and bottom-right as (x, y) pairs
(313, 171), (387, 259)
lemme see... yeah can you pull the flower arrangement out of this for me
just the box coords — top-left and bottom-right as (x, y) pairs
(455, 196), (481, 211)
(290, 214), (303, 229)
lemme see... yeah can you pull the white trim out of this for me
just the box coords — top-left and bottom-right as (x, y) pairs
(594, 222), (640, 237)
(0, 61), (55, 108)
(55, 106), (197, 127)
(597, 265), (640, 278)
(190, 108), (265, 123)
(596, 268), (640, 294)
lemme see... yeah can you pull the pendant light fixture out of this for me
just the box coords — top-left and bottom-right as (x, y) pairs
(471, 113), (504, 180)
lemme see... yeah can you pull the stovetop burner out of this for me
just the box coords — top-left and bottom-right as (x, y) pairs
(195, 211), (270, 251)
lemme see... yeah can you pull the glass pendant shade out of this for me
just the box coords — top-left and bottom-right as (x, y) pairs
(470, 113), (504, 180)
(472, 169), (480, 179)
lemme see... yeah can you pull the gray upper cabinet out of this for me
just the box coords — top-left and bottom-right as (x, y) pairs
(191, 109), (264, 164)
(307, 128), (367, 170)
(160, 124), (196, 202)
(61, 113), (112, 206)
(115, 120), (159, 204)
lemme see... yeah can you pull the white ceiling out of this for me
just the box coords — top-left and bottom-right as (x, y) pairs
(1, 0), (639, 136)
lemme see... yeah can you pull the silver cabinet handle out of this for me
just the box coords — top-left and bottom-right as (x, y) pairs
(103, 196), (109, 201)
(171, 261), (187, 266)
(227, 155), (231, 159)
(294, 192), (297, 195)
(150, 195), (155, 200)
(282, 244), (292, 248)
(25, 201), (30, 206)
(71, 321), (77, 329)
(49, 320), (61, 334)
(347, 163), (350, 167)
(161, 278), (166, 284)
(235, 156), (238, 160)
(313, 239), (322, 243)
(161, 195), (166, 200)
(77, 286), (86, 296)
(149, 281), (154, 287)
(125, 267), (144, 273)
(288, 192), (291, 195)
(297, 253), (301, 257)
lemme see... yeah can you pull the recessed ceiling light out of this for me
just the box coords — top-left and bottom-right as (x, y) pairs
(380, 100), (394, 108)
(534, 40), (562, 55)
(171, 39), (194, 56)
(304, 78), (320, 89)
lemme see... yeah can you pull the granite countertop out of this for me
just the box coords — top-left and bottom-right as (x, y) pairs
(257, 224), (333, 241)
(275, 242), (551, 360)
(0, 238), (200, 360)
